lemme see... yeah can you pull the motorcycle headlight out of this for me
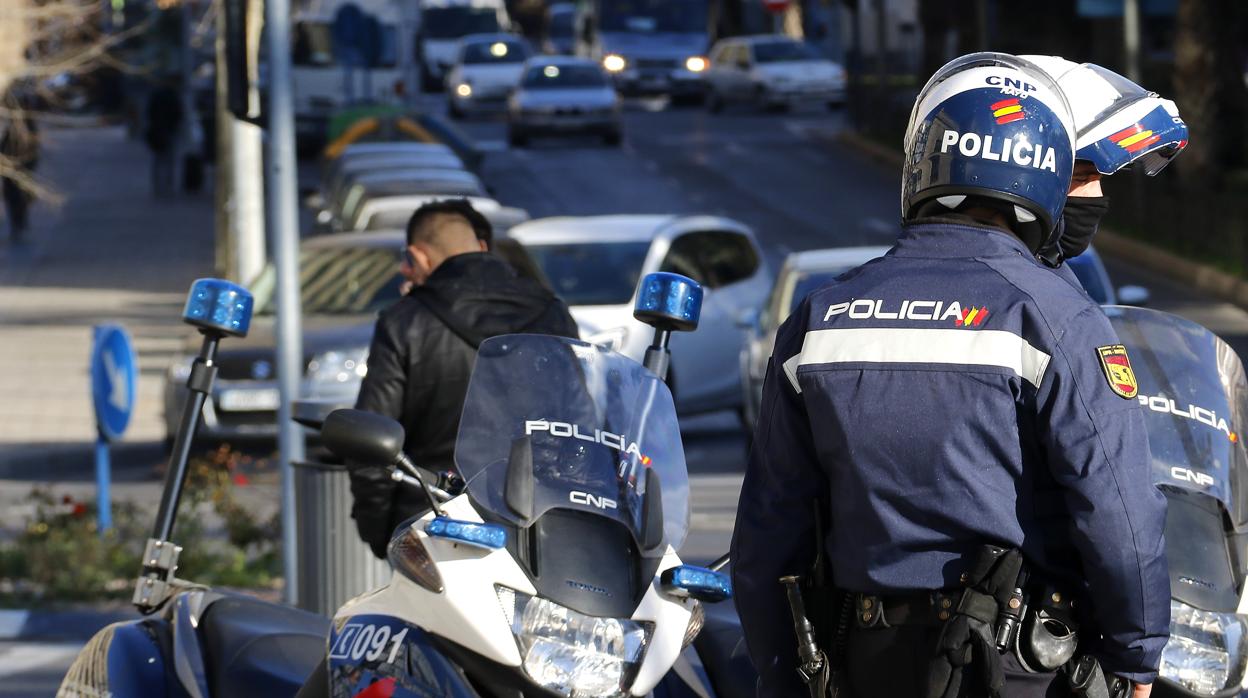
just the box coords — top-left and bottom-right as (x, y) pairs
(306, 346), (368, 385)
(1159, 599), (1248, 694)
(586, 327), (629, 353)
(496, 586), (652, 697)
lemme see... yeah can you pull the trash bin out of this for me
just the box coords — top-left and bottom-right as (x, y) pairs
(293, 399), (391, 615)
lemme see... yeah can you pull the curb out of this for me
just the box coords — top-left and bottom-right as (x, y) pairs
(833, 130), (1248, 313)
(0, 608), (138, 642)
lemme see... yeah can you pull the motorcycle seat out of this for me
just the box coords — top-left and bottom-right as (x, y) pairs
(694, 601), (757, 698)
(198, 594), (330, 698)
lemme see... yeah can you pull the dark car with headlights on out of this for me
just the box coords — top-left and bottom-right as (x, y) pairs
(507, 56), (622, 147)
(163, 232), (406, 446)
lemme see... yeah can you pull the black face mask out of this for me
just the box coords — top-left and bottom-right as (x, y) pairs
(1059, 195), (1110, 259)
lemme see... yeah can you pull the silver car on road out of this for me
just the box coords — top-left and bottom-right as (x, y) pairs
(507, 56), (623, 147)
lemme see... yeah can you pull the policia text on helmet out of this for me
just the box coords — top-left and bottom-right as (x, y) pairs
(729, 51), (1168, 698)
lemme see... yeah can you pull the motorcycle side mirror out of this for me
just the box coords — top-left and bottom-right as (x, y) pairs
(321, 409), (406, 465)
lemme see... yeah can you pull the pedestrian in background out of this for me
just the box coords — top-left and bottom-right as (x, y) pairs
(1, 85), (39, 244)
(349, 199), (579, 558)
(144, 77), (183, 197)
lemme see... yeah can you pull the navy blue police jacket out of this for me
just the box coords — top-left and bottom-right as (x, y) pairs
(730, 220), (1170, 695)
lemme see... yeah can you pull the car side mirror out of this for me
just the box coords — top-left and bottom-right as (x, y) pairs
(736, 59), (750, 70)
(321, 409), (406, 465)
(1117, 285), (1150, 306)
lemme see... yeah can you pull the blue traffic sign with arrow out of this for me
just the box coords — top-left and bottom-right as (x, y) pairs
(90, 324), (136, 531)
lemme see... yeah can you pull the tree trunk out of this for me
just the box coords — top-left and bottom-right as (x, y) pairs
(1172, 0), (1248, 186)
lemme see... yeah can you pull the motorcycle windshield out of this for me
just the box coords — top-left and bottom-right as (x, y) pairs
(1108, 306), (1248, 525)
(455, 334), (690, 555)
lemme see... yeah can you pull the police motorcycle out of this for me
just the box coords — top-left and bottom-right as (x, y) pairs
(1106, 306), (1248, 697)
(59, 272), (737, 698)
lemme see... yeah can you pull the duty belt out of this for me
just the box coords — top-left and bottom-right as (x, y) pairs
(855, 590), (961, 628)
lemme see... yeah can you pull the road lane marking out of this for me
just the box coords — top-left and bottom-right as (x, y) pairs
(0, 642), (82, 677)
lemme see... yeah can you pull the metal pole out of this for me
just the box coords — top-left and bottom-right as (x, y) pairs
(95, 434), (112, 533)
(264, 0), (306, 607)
(1123, 0), (1141, 83)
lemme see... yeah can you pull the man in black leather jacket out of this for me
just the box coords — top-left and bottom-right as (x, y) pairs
(350, 200), (579, 557)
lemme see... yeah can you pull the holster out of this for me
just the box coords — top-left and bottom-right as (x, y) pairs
(925, 546), (1024, 698)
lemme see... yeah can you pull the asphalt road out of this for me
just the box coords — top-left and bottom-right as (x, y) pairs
(9, 98), (1248, 695)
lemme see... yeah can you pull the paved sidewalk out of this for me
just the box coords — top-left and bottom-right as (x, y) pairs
(0, 125), (214, 461)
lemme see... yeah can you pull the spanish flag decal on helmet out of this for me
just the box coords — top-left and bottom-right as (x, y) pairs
(991, 98), (1025, 124)
(1097, 345), (1138, 399)
(1109, 123), (1162, 154)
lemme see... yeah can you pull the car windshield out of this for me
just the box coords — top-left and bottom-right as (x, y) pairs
(250, 247), (403, 316)
(462, 40), (527, 64)
(754, 40), (818, 63)
(599, 0), (706, 33)
(1066, 253), (1111, 304)
(423, 7), (501, 39)
(524, 241), (650, 306)
(456, 334), (689, 555)
(1107, 306), (1248, 524)
(293, 21), (397, 68)
(522, 63), (608, 88)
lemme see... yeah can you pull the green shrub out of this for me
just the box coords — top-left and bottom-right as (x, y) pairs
(0, 447), (282, 605)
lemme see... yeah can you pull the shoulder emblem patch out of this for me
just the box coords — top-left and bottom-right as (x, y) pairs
(1096, 345), (1138, 399)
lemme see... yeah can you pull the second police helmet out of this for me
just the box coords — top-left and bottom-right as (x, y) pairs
(1020, 55), (1188, 176)
(902, 53), (1077, 253)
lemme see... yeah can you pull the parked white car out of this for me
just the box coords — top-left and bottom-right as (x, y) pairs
(706, 35), (847, 112)
(739, 246), (889, 430)
(447, 34), (532, 117)
(507, 215), (769, 415)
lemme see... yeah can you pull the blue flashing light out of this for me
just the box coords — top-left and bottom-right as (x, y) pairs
(182, 278), (254, 337)
(424, 516), (507, 550)
(661, 564), (733, 602)
(634, 272), (703, 332)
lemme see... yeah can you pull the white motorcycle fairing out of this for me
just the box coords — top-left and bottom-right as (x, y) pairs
(335, 493), (696, 695)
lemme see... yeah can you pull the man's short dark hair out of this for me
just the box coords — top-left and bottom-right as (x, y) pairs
(406, 199), (494, 248)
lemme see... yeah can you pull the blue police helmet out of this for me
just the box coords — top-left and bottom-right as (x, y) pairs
(902, 53), (1077, 253)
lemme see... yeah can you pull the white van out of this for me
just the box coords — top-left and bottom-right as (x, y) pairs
(292, 0), (403, 148)
(418, 0), (511, 90)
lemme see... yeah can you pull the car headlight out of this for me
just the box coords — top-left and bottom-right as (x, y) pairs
(602, 54), (627, 73)
(1159, 599), (1248, 694)
(586, 327), (629, 352)
(684, 56), (707, 73)
(496, 586), (652, 697)
(455, 83), (472, 97)
(306, 346), (368, 385)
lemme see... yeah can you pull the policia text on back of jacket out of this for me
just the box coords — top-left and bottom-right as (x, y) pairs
(731, 54), (1168, 698)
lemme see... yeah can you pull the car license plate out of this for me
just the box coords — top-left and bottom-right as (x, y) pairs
(217, 388), (280, 412)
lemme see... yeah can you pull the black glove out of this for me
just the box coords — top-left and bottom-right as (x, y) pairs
(926, 547), (1024, 698)
(348, 464), (397, 559)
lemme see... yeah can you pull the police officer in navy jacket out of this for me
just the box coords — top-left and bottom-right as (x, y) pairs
(731, 53), (1168, 698)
